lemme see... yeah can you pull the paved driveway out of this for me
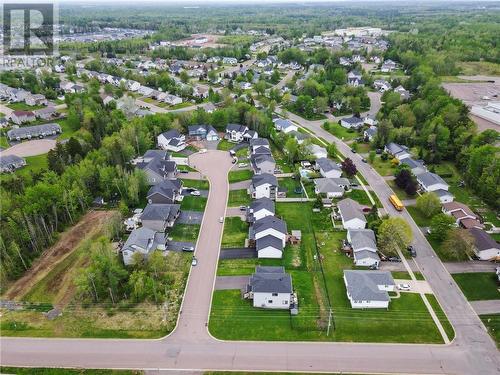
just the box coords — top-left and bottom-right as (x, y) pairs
(1, 139), (56, 157)
(166, 241), (195, 252)
(229, 180), (251, 190)
(471, 300), (500, 315)
(181, 189), (209, 198)
(219, 248), (256, 259)
(225, 207), (246, 218)
(177, 211), (203, 225)
(445, 261), (498, 273)
(214, 276), (248, 290)
(394, 279), (433, 294)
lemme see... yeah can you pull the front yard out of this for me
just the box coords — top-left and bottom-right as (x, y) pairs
(228, 169), (253, 183)
(221, 217), (248, 248)
(217, 139), (236, 151)
(180, 196), (207, 211)
(406, 205), (433, 227)
(452, 272), (500, 301)
(168, 224), (200, 242)
(323, 122), (358, 142)
(480, 314), (500, 346)
(228, 189), (251, 207)
(181, 178), (209, 190)
(368, 156), (396, 177)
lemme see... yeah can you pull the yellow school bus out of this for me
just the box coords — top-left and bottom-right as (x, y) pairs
(389, 194), (404, 211)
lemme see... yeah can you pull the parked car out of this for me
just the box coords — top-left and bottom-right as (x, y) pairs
(190, 190), (201, 196)
(232, 157), (237, 164)
(182, 246), (195, 252)
(369, 264), (379, 270)
(239, 206), (247, 211)
(388, 256), (402, 262)
(397, 283), (411, 291)
(361, 158), (367, 163)
(375, 149), (382, 154)
(199, 149), (207, 154)
(219, 216), (224, 223)
(191, 257), (198, 266)
(351, 148), (357, 153)
(180, 170), (189, 174)
(407, 245), (417, 257)
(238, 163), (248, 168)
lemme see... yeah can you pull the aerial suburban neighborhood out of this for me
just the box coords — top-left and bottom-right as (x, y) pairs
(0, 1), (499, 375)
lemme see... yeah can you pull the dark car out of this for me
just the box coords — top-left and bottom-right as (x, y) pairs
(180, 170), (189, 174)
(376, 149), (382, 154)
(407, 246), (417, 257)
(351, 148), (357, 153)
(361, 158), (367, 163)
(388, 256), (402, 262)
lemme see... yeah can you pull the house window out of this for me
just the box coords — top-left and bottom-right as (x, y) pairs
(272, 293), (278, 296)
(268, 300), (273, 304)
(283, 300), (288, 305)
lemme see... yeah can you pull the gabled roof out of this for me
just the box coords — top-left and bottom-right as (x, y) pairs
(316, 157), (341, 173)
(122, 227), (165, 253)
(314, 178), (344, 194)
(0, 154), (25, 168)
(468, 228), (500, 251)
(147, 179), (182, 199)
(342, 116), (363, 124)
(248, 266), (292, 294)
(253, 215), (287, 235)
(353, 250), (380, 262)
(160, 129), (182, 140)
(337, 198), (366, 223)
(274, 118), (296, 130)
(344, 270), (394, 302)
(252, 145), (272, 155)
(141, 203), (180, 222)
(417, 172), (448, 188)
(7, 123), (61, 138)
(442, 202), (475, 217)
(226, 123), (248, 133)
(250, 138), (270, 148)
(399, 157), (425, 171)
(385, 142), (408, 155)
(249, 197), (275, 214)
(349, 229), (377, 252)
(256, 235), (283, 252)
(252, 173), (277, 188)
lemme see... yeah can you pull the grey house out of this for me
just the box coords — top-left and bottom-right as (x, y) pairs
(7, 123), (61, 141)
(247, 197), (275, 222)
(140, 203), (180, 231)
(245, 266), (294, 309)
(121, 227), (166, 265)
(343, 270), (395, 309)
(147, 179), (183, 204)
(135, 150), (177, 185)
(251, 153), (276, 175)
(0, 154), (26, 173)
(188, 124), (219, 141)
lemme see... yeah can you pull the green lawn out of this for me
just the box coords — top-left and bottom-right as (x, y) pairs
(278, 177), (304, 198)
(323, 122), (358, 141)
(217, 139), (236, 151)
(406, 205), (433, 227)
(480, 314), (500, 347)
(211, 202), (447, 343)
(57, 118), (78, 140)
(221, 217), (248, 248)
(177, 164), (197, 172)
(228, 189), (251, 207)
(0, 135), (9, 148)
(368, 156), (396, 176)
(228, 169), (253, 183)
(168, 224), (200, 242)
(8, 102), (45, 111)
(181, 179), (209, 190)
(180, 196), (207, 211)
(428, 236), (469, 262)
(387, 180), (416, 201)
(0, 368), (141, 375)
(452, 273), (500, 301)
(345, 189), (373, 206)
(392, 271), (425, 281)
(426, 294), (455, 341)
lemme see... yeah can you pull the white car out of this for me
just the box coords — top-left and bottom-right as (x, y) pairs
(191, 257), (198, 266)
(190, 190), (201, 196)
(219, 216), (224, 223)
(199, 148), (207, 154)
(397, 283), (411, 291)
(238, 163), (248, 168)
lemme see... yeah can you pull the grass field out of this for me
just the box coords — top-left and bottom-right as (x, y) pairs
(228, 189), (251, 207)
(458, 61), (500, 76)
(278, 177), (304, 198)
(368, 156), (396, 176)
(387, 180), (415, 201)
(169, 224), (200, 242)
(221, 217), (248, 248)
(210, 202), (448, 343)
(180, 196), (207, 211)
(181, 178), (209, 190)
(345, 189), (375, 207)
(391, 271), (425, 281)
(406, 205), (433, 227)
(426, 294), (455, 341)
(228, 169), (253, 183)
(323, 122), (358, 141)
(217, 139), (236, 151)
(8, 102), (45, 111)
(452, 273), (500, 301)
(0, 368), (141, 375)
(480, 314), (500, 347)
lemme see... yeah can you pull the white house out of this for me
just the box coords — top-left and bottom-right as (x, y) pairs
(315, 157), (342, 178)
(273, 118), (298, 133)
(245, 266), (293, 309)
(157, 129), (186, 152)
(416, 172), (449, 193)
(256, 235), (284, 259)
(248, 197), (275, 222)
(384, 143), (411, 161)
(251, 215), (287, 247)
(344, 270), (395, 309)
(307, 144), (328, 159)
(225, 123), (249, 142)
(340, 116), (364, 129)
(337, 198), (367, 229)
(348, 229), (380, 267)
(468, 228), (500, 261)
(314, 178), (345, 198)
(364, 126), (378, 141)
(250, 173), (278, 199)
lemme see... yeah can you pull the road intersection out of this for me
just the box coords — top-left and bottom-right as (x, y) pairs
(1, 143), (499, 374)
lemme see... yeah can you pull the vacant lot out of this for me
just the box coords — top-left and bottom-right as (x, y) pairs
(323, 122), (358, 142)
(228, 169), (253, 183)
(442, 81), (500, 107)
(452, 272), (500, 301)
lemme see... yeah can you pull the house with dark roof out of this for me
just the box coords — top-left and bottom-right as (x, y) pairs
(147, 179), (183, 204)
(343, 270), (395, 309)
(188, 124), (219, 141)
(0, 154), (26, 173)
(348, 229), (380, 267)
(121, 227), (166, 265)
(337, 198), (366, 229)
(7, 123), (61, 141)
(399, 157), (427, 176)
(249, 173), (278, 199)
(247, 197), (275, 222)
(273, 118), (298, 134)
(225, 123), (249, 142)
(251, 153), (276, 175)
(256, 235), (284, 259)
(140, 203), (180, 232)
(250, 138), (270, 153)
(384, 143), (411, 161)
(468, 228), (500, 261)
(135, 151), (177, 185)
(316, 157), (342, 178)
(416, 172), (450, 196)
(363, 125), (378, 141)
(314, 178), (345, 198)
(34, 106), (57, 120)
(245, 266), (293, 309)
(442, 202), (483, 230)
(157, 129), (186, 152)
(340, 116), (364, 129)
(250, 215), (288, 247)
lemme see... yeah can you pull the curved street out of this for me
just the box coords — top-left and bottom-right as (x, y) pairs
(1, 149), (499, 375)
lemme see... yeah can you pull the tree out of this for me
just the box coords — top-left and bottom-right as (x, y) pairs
(429, 213), (456, 242)
(179, 71), (189, 84)
(341, 158), (357, 177)
(254, 80), (266, 96)
(377, 217), (413, 256)
(416, 192), (441, 218)
(327, 143), (337, 158)
(284, 137), (299, 163)
(369, 150), (376, 163)
(442, 229), (476, 260)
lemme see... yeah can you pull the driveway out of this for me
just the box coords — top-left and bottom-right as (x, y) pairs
(471, 300), (500, 315)
(445, 261), (498, 274)
(229, 180), (251, 190)
(214, 276), (248, 290)
(394, 279), (434, 294)
(0, 139), (56, 157)
(179, 171), (205, 180)
(219, 248), (256, 259)
(225, 207), (246, 218)
(166, 241), (195, 252)
(177, 211), (203, 225)
(181, 189), (209, 198)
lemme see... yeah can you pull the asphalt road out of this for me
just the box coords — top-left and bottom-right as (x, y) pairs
(1, 150), (499, 374)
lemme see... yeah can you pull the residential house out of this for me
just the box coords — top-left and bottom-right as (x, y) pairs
(340, 116), (364, 129)
(245, 266), (293, 309)
(25, 93), (47, 106)
(247, 197), (275, 222)
(164, 94), (183, 106)
(347, 71), (363, 86)
(399, 157), (427, 176)
(223, 57), (238, 65)
(394, 85), (410, 101)
(249, 173), (278, 199)
(225, 123), (249, 142)
(140, 203), (180, 232)
(384, 143), (411, 161)
(468, 228), (500, 261)
(314, 178), (345, 198)
(135, 150), (177, 185)
(416, 172), (449, 193)
(343, 270), (395, 309)
(7, 123), (61, 141)
(0, 154), (26, 173)
(364, 126), (378, 141)
(337, 198), (367, 229)
(307, 144), (328, 159)
(433, 189), (455, 204)
(363, 115), (378, 127)
(273, 118), (298, 133)
(381, 59), (397, 73)
(316, 158), (342, 178)
(121, 227), (166, 266)
(251, 215), (288, 247)
(256, 235), (284, 259)
(250, 138), (270, 153)
(100, 94), (115, 106)
(442, 202), (484, 230)
(193, 85), (209, 99)
(373, 79), (391, 92)
(9, 110), (35, 125)
(147, 179), (183, 204)
(157, 129), (186, 152)
(290, 131), (308, 144)
(251, 153), (276, 175)
(34, 107), (57, 120)
(202, 102), (216, 113)
(127, 80), (141, 92)
(188, 124), (219, 141)
(348, 229), (380, 267)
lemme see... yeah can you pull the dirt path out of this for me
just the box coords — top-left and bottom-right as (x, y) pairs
(3, 210), (114, 301)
